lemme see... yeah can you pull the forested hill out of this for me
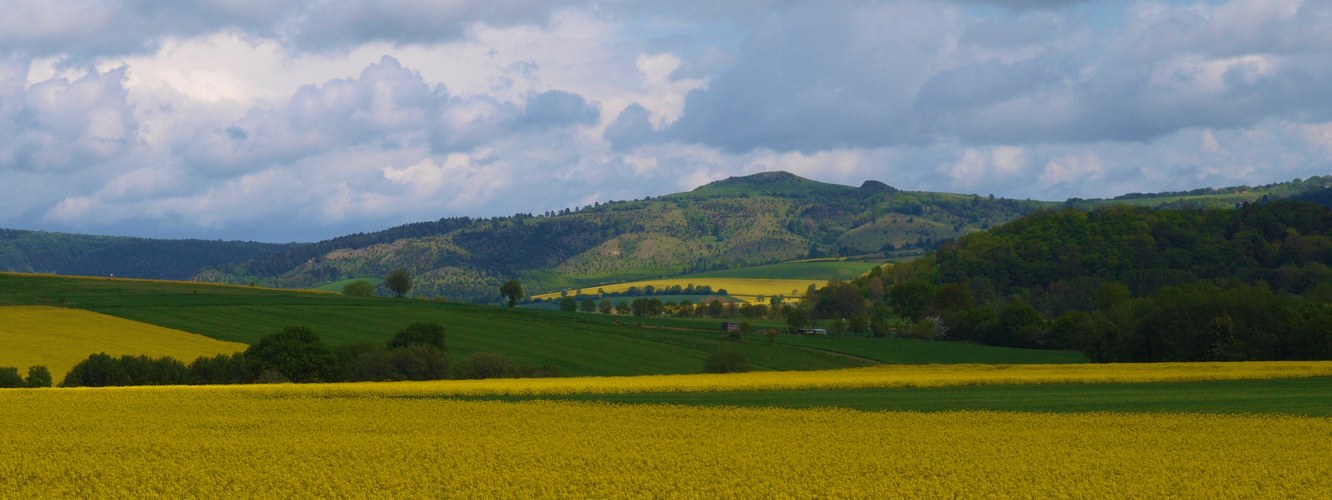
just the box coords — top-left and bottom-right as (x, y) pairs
(0, 229), (298, 281)
(823, 200), (1332, 363)
(196, 172), (1049, 300)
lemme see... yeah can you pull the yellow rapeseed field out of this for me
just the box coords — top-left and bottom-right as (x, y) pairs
(0, 386), (1328, 498)
(0, 306), (247, 379)
(215, 360), (1332, 398)
(534, 278), (819, 303)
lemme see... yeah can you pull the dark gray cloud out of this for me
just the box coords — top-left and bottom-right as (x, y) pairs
(516, 90), (600, 130)
(603, 103), (655, 152)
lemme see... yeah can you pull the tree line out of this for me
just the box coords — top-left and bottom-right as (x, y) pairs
(55, 323), (558, 388)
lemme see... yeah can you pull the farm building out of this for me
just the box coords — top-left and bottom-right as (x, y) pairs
(722, 322), (743, 332)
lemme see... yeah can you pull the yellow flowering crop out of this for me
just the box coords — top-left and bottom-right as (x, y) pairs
(202, 360), (1332, 399)
(0, 306), (246, 379)
(534, 277), (818, 303)
(0, 386), (1328, 499)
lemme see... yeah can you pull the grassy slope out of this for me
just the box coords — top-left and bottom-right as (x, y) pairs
(0, 273), (1090, 376)
(0, 273), (864, 376)
(471, 376), (1332, 416)
(311, 277), (383, 292)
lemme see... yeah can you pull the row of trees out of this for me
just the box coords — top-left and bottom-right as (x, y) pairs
(58, 323), (558, 388)
(0, 365), (52, 388)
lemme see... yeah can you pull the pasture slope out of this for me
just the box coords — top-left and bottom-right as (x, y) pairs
(0, 272), (1082, 377)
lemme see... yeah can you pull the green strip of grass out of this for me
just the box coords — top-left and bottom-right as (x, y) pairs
(458, 376), (1332, 416)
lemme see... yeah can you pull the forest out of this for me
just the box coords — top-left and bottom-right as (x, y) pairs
(811, 200), (1332, 362)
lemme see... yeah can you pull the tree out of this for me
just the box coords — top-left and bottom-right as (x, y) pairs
(25, 365), (52, 388)
(500, 280), (523, 307)
(559, 297), (577, 312)
(786, 307), (809, 333)
(598, 301), (614, 315)
(580, 299), (598, 313)
(244, 326), (339, 383)
(342, 280), (376, 297)
(707, 299), (725, 318)
(703, 351), (750, 373)
(386, 269), (413, 298)
(0, 367), (25, 388)
(890, 282), (936, 322)
(389, 323), (447, 351)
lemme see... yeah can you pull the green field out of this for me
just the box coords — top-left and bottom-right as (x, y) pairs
(311, 277), (383, 292)
(0, 273), (1087, 378)
(473, 376), (1332, 416)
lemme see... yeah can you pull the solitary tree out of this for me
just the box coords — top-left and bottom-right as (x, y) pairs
(386, 269), (412, 298)
(579, 299), (597, 313)
(500, 280), (523, 307)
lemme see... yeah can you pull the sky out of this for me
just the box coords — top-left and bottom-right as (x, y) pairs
(2, 0), (1332, 242)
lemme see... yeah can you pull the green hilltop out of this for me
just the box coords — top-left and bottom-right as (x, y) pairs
(196, 172), (1049, 301)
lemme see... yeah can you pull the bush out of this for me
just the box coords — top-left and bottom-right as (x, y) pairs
(388, 323), (446, 351)
(25, 365), (52, 388)
(0, 367), (25, 388)
(342, 280), (377, 297)
(333, 341), (380, 381)
(519, 363), (560, 378)
(244, 326), (339, 383)
(703, 351), (750, 374)
(188, 353), (252, 385)
(354, 344), (450, 382)
(61, 353), (126, 387)
(457, 352), (518, 379)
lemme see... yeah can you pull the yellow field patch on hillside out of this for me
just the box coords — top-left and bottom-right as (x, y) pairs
(1, 388), (1328, 498)
(0, 306), (246, 379)
(535, 278), (820, 303)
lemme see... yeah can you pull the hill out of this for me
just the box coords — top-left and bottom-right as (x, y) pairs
(0, 272), (1083, 376)
(0, 229), (298, 280)
(197, 172), (1049, 301)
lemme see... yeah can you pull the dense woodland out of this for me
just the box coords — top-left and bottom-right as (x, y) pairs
(0, 229), (296, 280)
(811, 200), (1332, 362)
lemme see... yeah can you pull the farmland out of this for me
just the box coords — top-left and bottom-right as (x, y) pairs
(2, 371), (1330, 498)
(0, 306), (245, 379)
(0, 272), (1088, 377)
(532, 277), (823, 303)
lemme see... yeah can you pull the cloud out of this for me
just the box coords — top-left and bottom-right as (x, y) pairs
(0, 65), (136, 172)
(603, 103), (655, 152)
(5, 0), (1332, 243)
(668, 0), (1332, 151)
